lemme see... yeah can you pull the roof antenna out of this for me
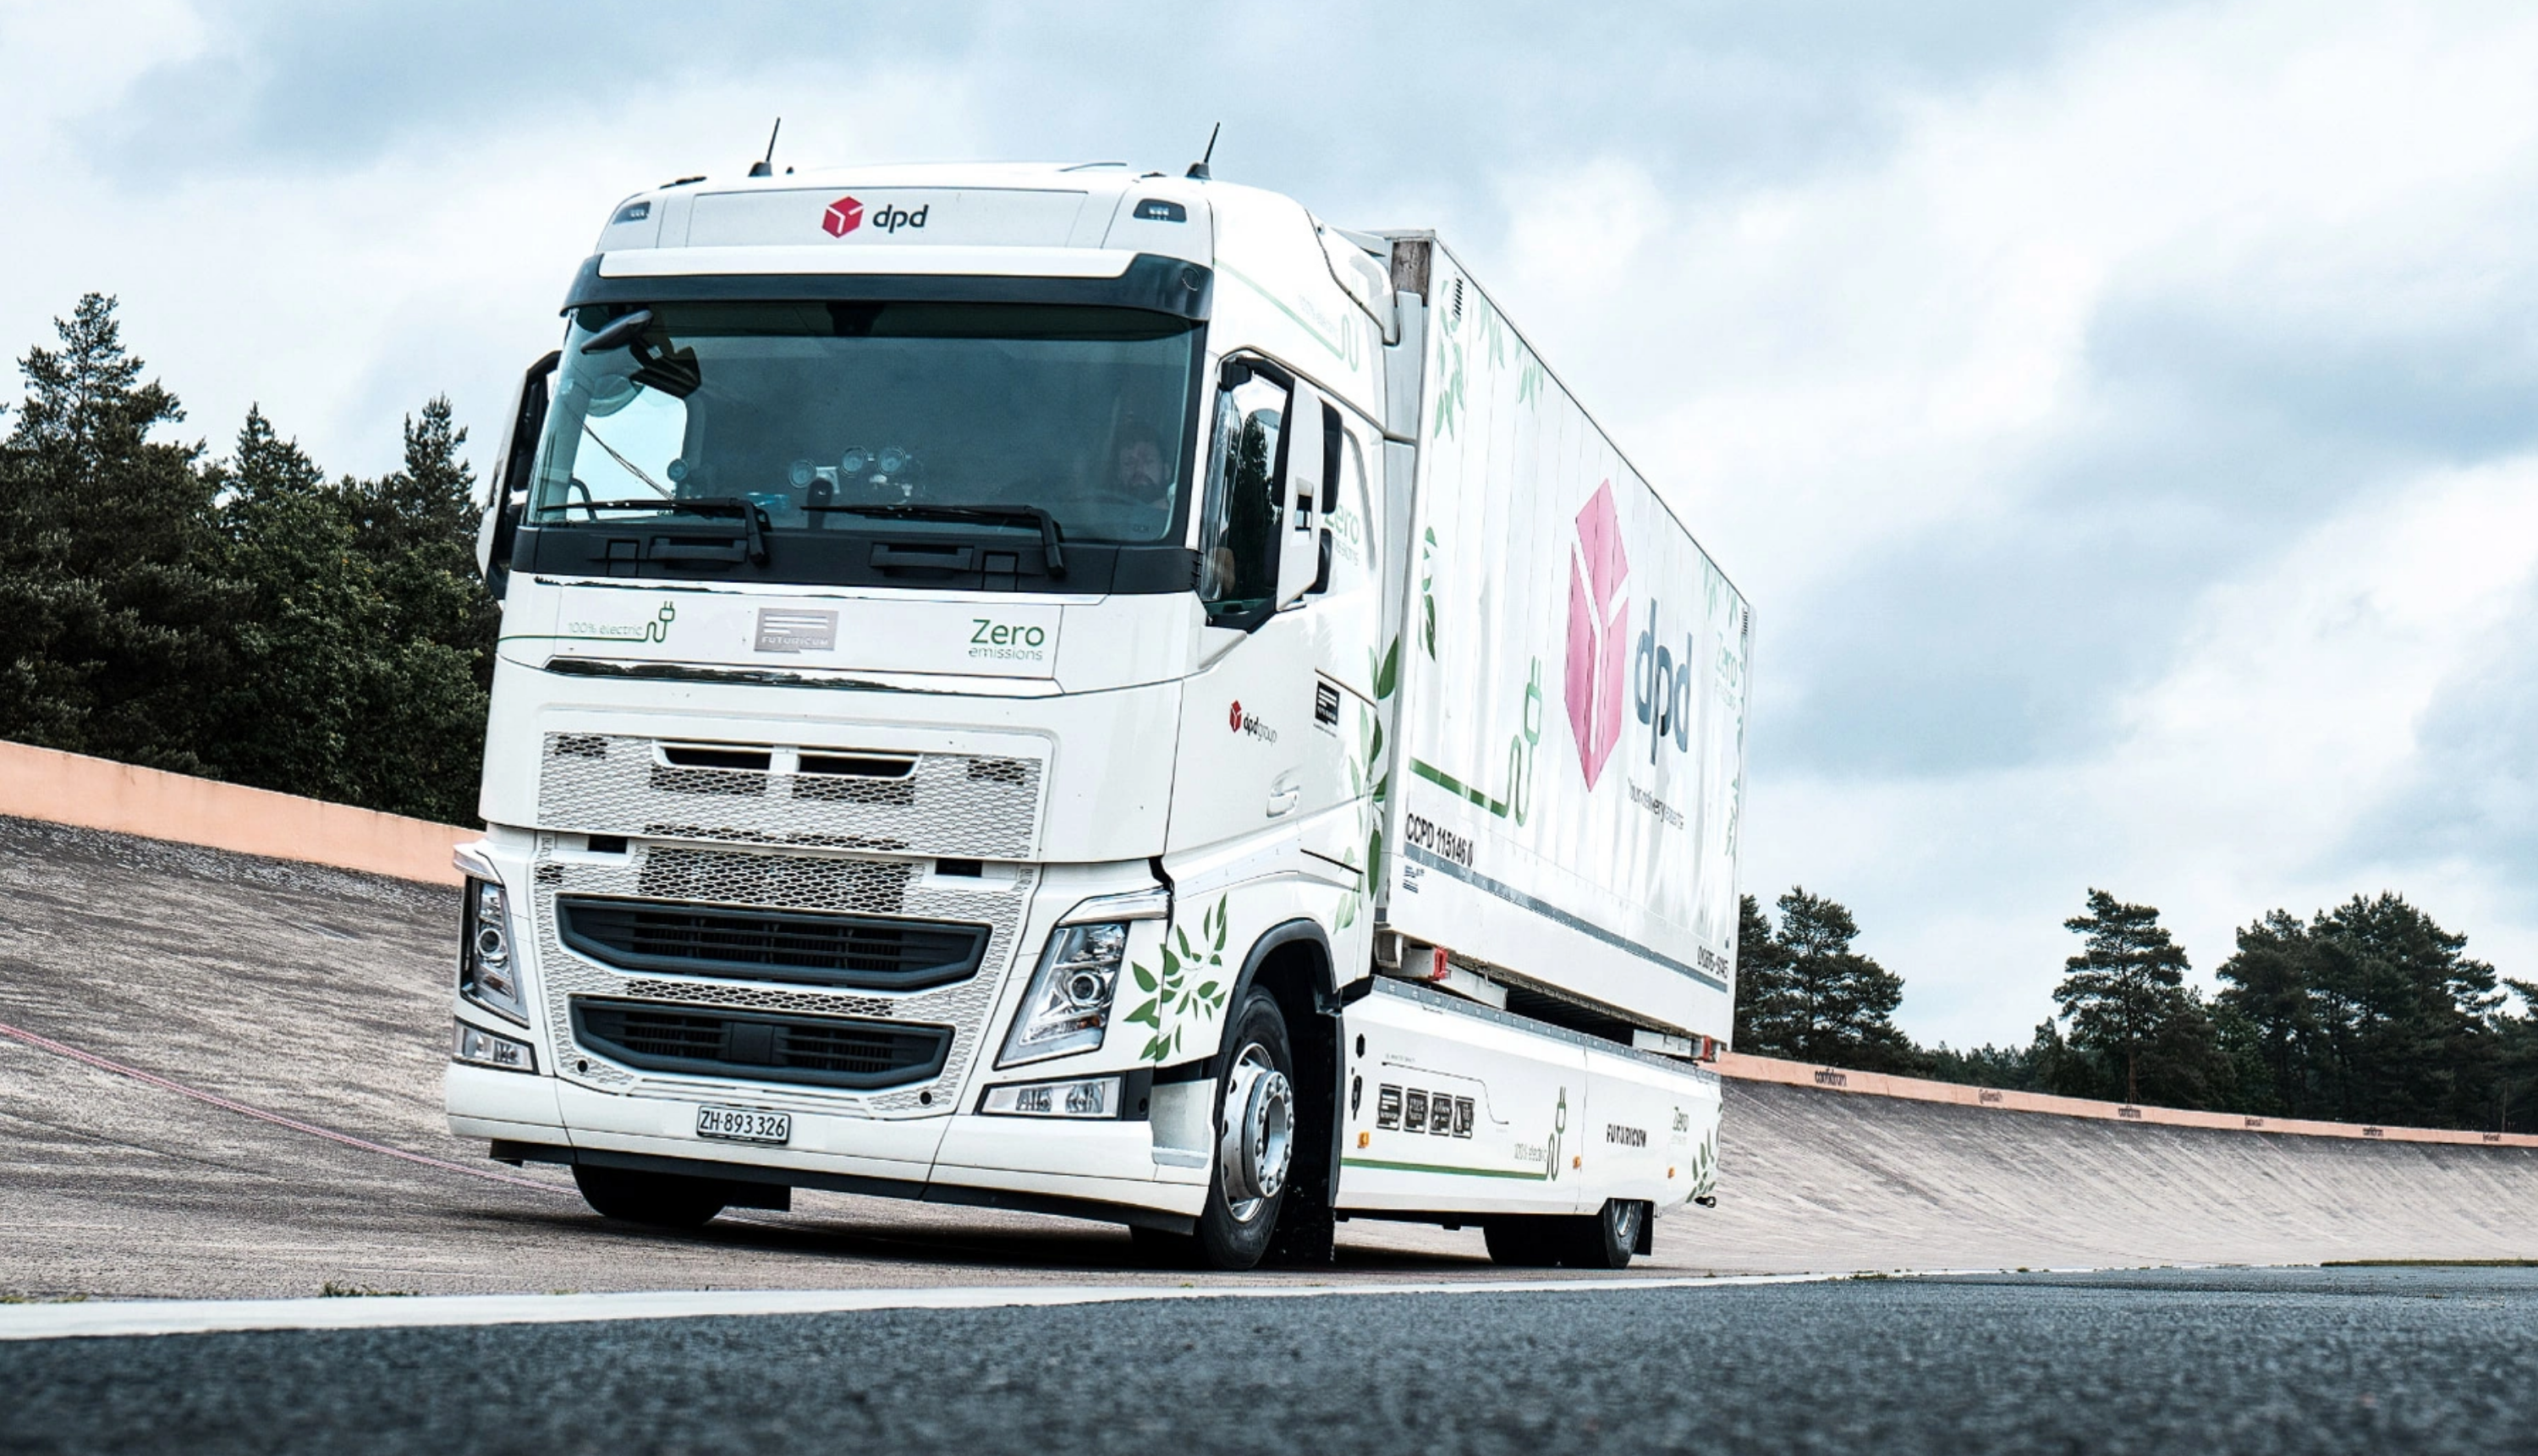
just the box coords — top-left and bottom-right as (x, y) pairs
(748, 118), (782, 178)
(1184, 122), (1220, 181)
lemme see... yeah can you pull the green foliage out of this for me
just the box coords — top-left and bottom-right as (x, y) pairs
(2216, 893), (2508, 1129)
(0, 294), (493, 824)
(0, 294), (239, 772)
(1125, 896), (1232, 1063)
(1733, 887), (1915, 1072)
(1418, 527), (1438, 657)
(2051, 888), (2225, 1106)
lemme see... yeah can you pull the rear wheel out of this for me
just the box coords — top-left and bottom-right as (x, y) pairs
(1134, 990), (1297, 1271)
(1561, 1199), (1644, 1270)
(571, 1163), (728, 1229)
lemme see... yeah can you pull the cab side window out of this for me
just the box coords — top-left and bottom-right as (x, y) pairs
(1197, 360), (1290, 626)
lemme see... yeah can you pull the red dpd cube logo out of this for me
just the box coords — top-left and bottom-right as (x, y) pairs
(821, 195), (864, 238)
(1562, 481), (1629, 790)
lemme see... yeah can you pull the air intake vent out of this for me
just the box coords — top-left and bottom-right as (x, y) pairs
(800, 754), (915, 778)
(557, 897), (986, 990)
(662, 744), (774, 772)
(572, 999), (952, 1089)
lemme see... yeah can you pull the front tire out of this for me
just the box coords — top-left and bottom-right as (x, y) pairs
(1139, 990), (1297, 1271)
(572, 1163), (728, 1229)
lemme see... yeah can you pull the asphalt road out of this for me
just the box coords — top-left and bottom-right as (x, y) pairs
(3, 1266), (2533, 1454)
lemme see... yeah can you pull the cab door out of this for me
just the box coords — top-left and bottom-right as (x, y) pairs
(1294, 398), (1385, 904)
(1166, 359), (1336, 865)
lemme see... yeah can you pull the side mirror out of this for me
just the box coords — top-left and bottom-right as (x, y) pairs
(478, 349), (559, 600)
(1274, 380), (1326, 608)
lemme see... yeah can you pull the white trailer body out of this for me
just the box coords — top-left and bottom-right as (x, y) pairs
(1381, 242), (1750, 1039)
(447, 162), (1743, 1269)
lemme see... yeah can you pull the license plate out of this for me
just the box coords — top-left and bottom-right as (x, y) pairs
(695, 1105), (791, 1145)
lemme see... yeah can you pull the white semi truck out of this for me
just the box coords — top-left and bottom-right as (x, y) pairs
(448, 158), (1752, 1271)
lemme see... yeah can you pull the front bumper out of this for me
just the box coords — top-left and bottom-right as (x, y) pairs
(448, 1061), (1208, 1220)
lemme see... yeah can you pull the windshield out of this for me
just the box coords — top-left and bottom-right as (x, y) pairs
(530, 302), (1202, 547)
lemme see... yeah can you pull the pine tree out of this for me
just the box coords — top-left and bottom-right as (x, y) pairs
(206, 406), (376, 802)
(0, 294), (235, 768)
(1733, 893), (1795, 1052)
(0, 298), (494, 823)
(2053, 888), (2196, 1104)
(2216, 909), (2323, 1116)
(341, 398), (496, 823)
(1735, 887), (1914, 1070)
(2307, 893), (2500, 1128)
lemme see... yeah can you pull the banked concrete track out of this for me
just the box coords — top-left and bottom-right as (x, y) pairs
(3, 815), (2534, 1300)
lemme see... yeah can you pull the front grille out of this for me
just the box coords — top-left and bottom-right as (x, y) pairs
(572, 999), (952, 1089)
(536, 732), (1046, 858)
(556, 896), (986, 991)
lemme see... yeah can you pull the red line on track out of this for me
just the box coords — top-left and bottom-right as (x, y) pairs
(0, 1016), (565, 1195)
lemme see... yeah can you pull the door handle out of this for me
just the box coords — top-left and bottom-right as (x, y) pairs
(1266, 770), (1301, 819)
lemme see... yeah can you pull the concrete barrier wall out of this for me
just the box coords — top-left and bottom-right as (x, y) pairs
(6, 733), (2524, 1151)
(1715, 1048), (2538, 1147)
(0, 740), (470, 887)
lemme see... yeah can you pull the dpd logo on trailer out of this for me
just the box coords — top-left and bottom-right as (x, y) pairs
(821, 195), (930, 239)
(1562, 481), (1630, 789)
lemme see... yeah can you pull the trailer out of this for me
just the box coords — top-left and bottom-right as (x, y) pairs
(448, 159), (1750, 1269)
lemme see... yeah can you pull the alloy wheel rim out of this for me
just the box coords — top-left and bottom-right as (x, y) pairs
(1217, 1041), (1294, 1222)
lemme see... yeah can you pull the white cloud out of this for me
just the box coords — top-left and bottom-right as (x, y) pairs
(0, 23), (987, 479)
(1461, 0), (2538, 1042)
(9, 0), (2538, 1047)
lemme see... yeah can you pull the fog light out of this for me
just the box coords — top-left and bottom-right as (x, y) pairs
(453, 1019), (536, 1074)
(981, 1074), (1121, 1119)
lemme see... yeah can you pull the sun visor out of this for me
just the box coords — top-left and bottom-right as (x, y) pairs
(568, 251), (1212, 319)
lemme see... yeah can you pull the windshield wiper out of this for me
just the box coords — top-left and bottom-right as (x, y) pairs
(566, 497), (767, 565)
(816, 503), (1066, 578)
(580, 423), (671, 497)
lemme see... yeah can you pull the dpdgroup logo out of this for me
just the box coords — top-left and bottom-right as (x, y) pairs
(1563, 481), (1630, 790)
(821, 195), (929, 239)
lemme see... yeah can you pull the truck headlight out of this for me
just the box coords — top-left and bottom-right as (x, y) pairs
(460, 876), (530, 1025)
(999, 921), (1130, 1066)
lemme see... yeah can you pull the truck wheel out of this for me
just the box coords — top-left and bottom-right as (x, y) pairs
(1560, 1199), (1644, 1270)
(572, 1163), (727, 1229)
(1140, 990), (1297, 1271)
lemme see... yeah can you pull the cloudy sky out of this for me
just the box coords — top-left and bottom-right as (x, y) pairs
(8, 0), (2535, 1047)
